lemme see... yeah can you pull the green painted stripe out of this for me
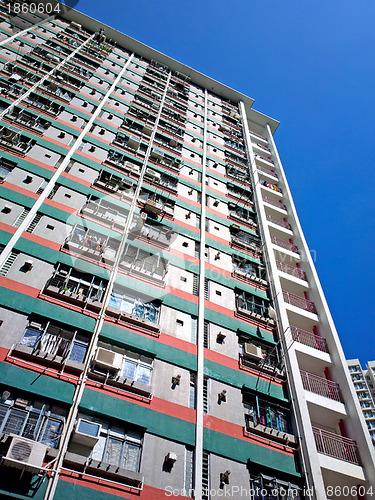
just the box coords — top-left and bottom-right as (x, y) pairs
(80, 388), (196, 446)
(204, 308), (275, 344)
(0, 361), (75, 405)
(55, 480), (130, 500)
(0, 286), (96, 332)
(204, 359), (286, 401)
(204, 428), (301, 477)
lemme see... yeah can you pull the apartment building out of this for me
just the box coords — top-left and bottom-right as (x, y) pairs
(347, 359), (375, 447)
(0, 1), (374, 499)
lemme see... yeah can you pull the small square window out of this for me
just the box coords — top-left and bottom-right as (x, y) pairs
(1, 206), (11, 214)
(182, 242), (189, 248)
(180, 276), (187, 282)
(214, 226), (219, 231)
(78, 168), (85, 173)
(46, 224), (54, 230)
(176, 319), (184, 326)
(45, 154), (51, 158)
(214, 182), (218, 186)
(64, 193), (72, 199)
(190, 154), (195, 158)
(215, 290), (222, 296)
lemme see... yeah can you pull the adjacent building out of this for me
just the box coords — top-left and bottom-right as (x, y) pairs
(347, 359), (375, 447)
(0, 1), (374, 499)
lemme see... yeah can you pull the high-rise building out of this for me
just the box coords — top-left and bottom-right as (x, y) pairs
(347, 359), (375, 447)
(0, 1), (374, 499)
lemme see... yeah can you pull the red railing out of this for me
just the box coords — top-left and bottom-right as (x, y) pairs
(250, 131), (268, 142)
(276, 261), (306, 280)
(283, 291), (317, 313)
(252, 141), (271, 153)
(263, 196), (286, 210)
(261, 180), (282, 193)
(312, 427), (360, 465)
(257, 164), (278, 178)
(301, 370), (341, 402)
(270, 235), (299, 253)
(290, 326), (328, 352)
(254, 153), (274, 164)
(266, 214), (291, 230)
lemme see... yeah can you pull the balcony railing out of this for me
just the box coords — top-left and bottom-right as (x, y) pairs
(290, 326), (329, 352)
(250, 131), (268, 142)
(255, 153), (274, 165)
(263, 196), (286, 210)
(276, 261), (306, 280)
(283, 291), (317, 314)
(270, 235), (299, 254)
(301, 370), (341, 402)
(260, 180), (282, 193)
(257, 164), (278, 178)
(312, 427), (360, 465)
(266, 214), (291, 230)
(252, 141), (271, 153)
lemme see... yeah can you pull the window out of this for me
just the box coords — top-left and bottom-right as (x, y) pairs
(244, 394), (291, 434)
(121, 351), (153, 385)
(0, 390), (66, 448)
(109, 290), (160, 324)
(89, 419), (143, 472)
(20, 320), (90, 364)
(236, 290), (269, 317)
(249, 474), (302, 500)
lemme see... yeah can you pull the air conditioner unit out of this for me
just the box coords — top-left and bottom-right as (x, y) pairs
(244, 343), (263, 361)
(3, 435), (47, 474)
(72, 419), (101, 447)
(93, 347), (122, 371)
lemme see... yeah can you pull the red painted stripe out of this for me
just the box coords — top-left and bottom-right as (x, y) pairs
(1, 182), (38, 200)
(44, 198), (77, 214)
(0, 222), (17, 235)
(21, 231), (62, 252)
(203, 348), (284, 387)
(0, 276), (40, 298)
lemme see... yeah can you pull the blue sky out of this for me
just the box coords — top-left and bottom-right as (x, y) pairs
(72, 0), (374, 365)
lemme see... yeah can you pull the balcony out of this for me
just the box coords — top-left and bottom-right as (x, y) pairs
(44, 265), (106, 312)
(266, 213), (291, 230)
(254, 153), (274, 165)
(301, 370), (342, 402)
(283, 291), (317, 314)
(81, 197), (128, 229)
(41, 81), (74, 102)
(135, 221), (173, 248)
(112, 133), (147, 159)
(244, 398), (297, 447)
(64, 226), (119, 265)
(161, 106), (187, 125)
(105, 150), (142, 177)
(229, 207), (257, 230)
(1, 62), (39, 85)
(0, 126), (36, 156)
(107, 290), (160, 334)
(120, 245), (168, 284)
(257, 164), (278, 179)
(230, 229), (262, 256)
(312, 427), (360, 465)
(24, 92), (64, 117)
(263, 196), (286, 211)
(252, 141), (271, 154)
(226, 165), (251, 184)
(276, 260), (306, 280)
(143, 168), (178, 195)
(260, 180), (282, 193)
(250, 130), (268, 143)
(93, 170), (135, 199)
(4, 108), (51, 136)
(270, 235), (299, 254)
(235, 292), (274, 326)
